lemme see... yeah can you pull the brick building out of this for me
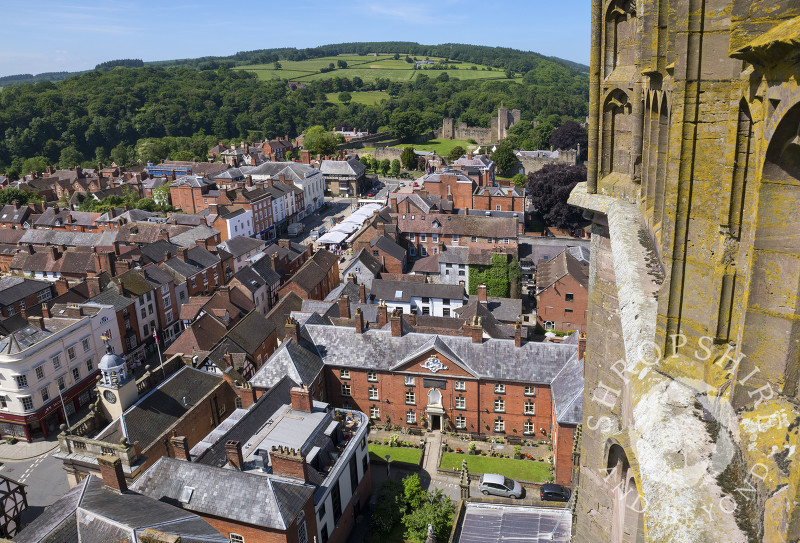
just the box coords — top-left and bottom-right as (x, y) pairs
(471, 185), (525, 212)
(278, 249), (340, 301)
(421, 171), (475, 210)
(168, 175), (220, 214)
(534, 247), (589, 333)
(253, 312), (583, 488)
(133, 377), (371, 543)
(396, 214), (518, 260)
(0, 277), (52, 318)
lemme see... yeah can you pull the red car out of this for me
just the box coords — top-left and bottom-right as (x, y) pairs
(413, 182), (419, 187)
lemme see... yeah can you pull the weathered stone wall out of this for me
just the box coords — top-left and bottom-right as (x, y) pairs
(518, 149), (580, 175)
(437, 109), (522, 144)
(572, 0), (800, 541)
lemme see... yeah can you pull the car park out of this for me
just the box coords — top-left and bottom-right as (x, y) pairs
(478, 474), (524, 499)
(540, 483), (571, 502)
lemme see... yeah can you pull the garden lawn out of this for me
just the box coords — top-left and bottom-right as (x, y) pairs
(396, 139), (479, 157)
(369, 444), (422, 465)
(440, 452), (553, 482)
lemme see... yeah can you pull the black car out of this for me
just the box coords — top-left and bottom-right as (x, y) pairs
(540, 483), (571, 502)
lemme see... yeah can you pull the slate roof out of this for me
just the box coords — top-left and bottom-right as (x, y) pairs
(319, 158), (367, 178)
(266, 292), (304, 341)
(302, 324), (578, 384)
(460, 296), (523, 323)
(0, 277), (51, 307)
(420, 170), (474, 184)
(18, 229), (103, 247)
(169, 225), (220, 249)
(409, 254), (440, 274)
(243, 161), (322, 183)
(286, 249), (337, 293)
(171, 175), (216, 188)
(0, 203), (30, 225)
(438, 245), (469, 265)
(15, 476), (227, 543)
(196, 376), (297, 468)
(452, 154), (494, 169)
(451, 302), (510, 339)
(346, 248), (382, 277)
(370, 235), (406, 262)
(132, 456), (315, 531)
(397, 214), (517, 238)
(233, 267), (266, 294)
(225, 311), (276, 355)
(474, 185), (524, 197)
(324, 280), (362, 302)
(369, 279), (465, 303)
(536, 249), (589, 290)
(550, 347), (584, 425)
(139, 239), (181, 264)
(88, 286), (134, 312)
(250, 337), (324, 389)
(96, 366), (224, 449)
(218, 236), (267, 259)
(10, 247), (101, 276)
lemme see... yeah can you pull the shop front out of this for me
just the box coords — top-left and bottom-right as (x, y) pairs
(0, 377), (98, 442)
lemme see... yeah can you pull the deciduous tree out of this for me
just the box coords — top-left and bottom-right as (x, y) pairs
(401, 146), (416, 170)
(527, 163), (586, 230)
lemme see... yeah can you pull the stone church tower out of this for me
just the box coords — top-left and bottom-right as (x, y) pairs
(570, 1), (800, 541)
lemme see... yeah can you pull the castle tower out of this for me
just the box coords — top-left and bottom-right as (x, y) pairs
(496, 107), (509, 140)
(97, 346), (137, 421)
(570, 1), (800, 541)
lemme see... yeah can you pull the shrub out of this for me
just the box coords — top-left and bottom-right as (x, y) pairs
(389, 434), (400, 447)
(371, 480), (405, 536)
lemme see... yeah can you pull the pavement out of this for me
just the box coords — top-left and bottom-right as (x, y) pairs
(0, 435), (59, 462)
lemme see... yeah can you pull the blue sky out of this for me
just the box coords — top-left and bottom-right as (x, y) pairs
(1, 1), (590, 76)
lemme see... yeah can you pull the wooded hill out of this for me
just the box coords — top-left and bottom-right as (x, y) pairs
(0, 42), (588, 178)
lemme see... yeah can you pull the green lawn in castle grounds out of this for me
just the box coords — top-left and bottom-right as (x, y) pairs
(369, 444), (423, 465)
(440, 452), (553, 482)
(325, 91), (390, 106)
(398, 139), (480, 157)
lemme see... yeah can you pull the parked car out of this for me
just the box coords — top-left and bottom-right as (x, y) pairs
(540, 483), (571, 502)
(413, 182), (419, 187)
(367, 191), (376, 197)
(478, 474), (523, 499)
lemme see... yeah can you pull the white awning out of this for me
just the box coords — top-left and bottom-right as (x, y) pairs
(316, 231), (349, 244)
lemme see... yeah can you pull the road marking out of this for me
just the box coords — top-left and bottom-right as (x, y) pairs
(18, 455), (47, 483)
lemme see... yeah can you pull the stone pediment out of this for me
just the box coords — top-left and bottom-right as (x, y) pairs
(389, 336), (477, 378)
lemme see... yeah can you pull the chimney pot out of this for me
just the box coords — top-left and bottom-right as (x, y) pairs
(359, 282), (366, 304)
(390, 309), (402, 337)
(514, 321), (522, 348)
(354, 307), (364, 333)
(285, 317), (300, 343)
(377, 300), (388, 327)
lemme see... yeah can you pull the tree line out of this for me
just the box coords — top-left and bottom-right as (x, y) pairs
(0, 47), (587, 179)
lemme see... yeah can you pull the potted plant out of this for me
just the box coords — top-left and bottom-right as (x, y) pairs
(514, 445), (522, 459)
(468, 441), (477, 455)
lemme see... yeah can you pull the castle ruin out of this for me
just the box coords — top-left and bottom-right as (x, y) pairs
(570, 0), (800, 541)
(439, 107), (521, 144)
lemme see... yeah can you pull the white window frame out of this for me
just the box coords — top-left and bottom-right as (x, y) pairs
(494, 419), (504, 432)
(230, 534), (245, 543)
(524, 421), (535, 435)
(367, 371), (377, 382)
(369, 406), (380, 419)
(406, 410), (416, 424)
(455, 414), (466, 429)
(494, 398), (505, 412)
(405, 390), (415, 405)
(404, 375), (415, 386)
(455, 396), (465, 409)
(524, 401), (535, 415)
(341, 383), (351, 397)
(368, 387), (379, 401)
(455, 380), (466, 391)
(494, 383), (505, 394)
(340, 369), (350, 380)
(524, 385), (536, 396)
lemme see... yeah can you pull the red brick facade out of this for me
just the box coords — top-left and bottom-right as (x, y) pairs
(471, 192), (525, 213)
(536, 273), (588, 333)
(324, 350), (553, 441)
(552, 422), (576, 485)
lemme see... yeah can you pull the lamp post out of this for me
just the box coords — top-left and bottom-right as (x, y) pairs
(385, 454), (391, 478)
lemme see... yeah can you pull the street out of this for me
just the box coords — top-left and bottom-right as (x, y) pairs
(0, 450), (68, 526)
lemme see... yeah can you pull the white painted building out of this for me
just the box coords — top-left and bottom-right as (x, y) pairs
(0, 302), (122, 441)
(369, 279), (467, 317)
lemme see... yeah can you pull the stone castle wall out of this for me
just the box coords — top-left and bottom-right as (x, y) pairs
(571, 0), (800, 542)
(437, 108), (521, 144)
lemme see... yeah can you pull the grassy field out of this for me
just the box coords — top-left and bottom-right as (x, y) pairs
(325, 91), (390, 105)
(440, 452), (553, 482)
(355, 139), (479, 157)
(235, 54), (523, 84)
(369, 444), (423, 465)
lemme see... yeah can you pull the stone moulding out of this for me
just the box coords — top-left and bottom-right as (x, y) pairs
(730, 16), (800, 66)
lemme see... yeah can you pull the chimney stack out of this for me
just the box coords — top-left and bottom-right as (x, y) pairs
(28, 315), (45, 330)
(347, 273), (357, 285)
(377, 300), (388, 327)
(170, 436), (191, 461)
(470, 316), (483, 344)
(225, 440), (244, 470)
(477, 284), (487, 305)
(290, 386), (314, 412)
(514, 321), (522, 347)
(97, 455), (128, 493)
(338, 295), (350, 319)
(359, 282), (366, 304)
(41, 303), (51, 319)
(285, 317), (300, 343)
(55, 277), (69, 296)
(270, 445), (310, 482)
(408, 312), (417, 326)
(179, 248), (189, 261)
(354, 308), (364, 333)
(86, 276), (102, 298)
(390, 308), (402, 337)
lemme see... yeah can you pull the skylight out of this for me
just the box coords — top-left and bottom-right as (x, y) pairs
(180, 486), (195, 503)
